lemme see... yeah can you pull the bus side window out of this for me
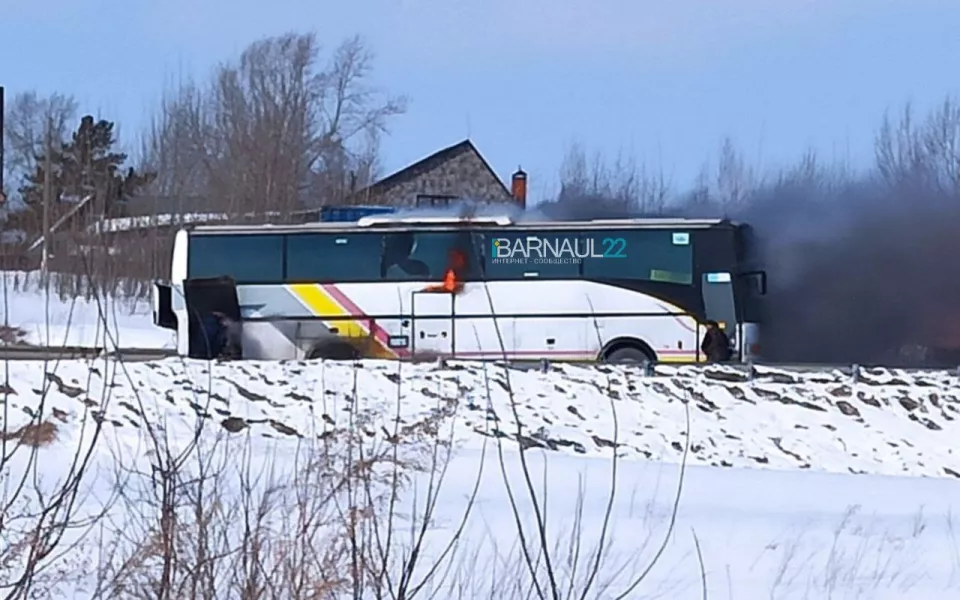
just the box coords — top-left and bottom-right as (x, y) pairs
(383, 231), (480, 281)
(189, 234), (284, 283)
(581, 230), (693, 284)
(286, 232), (382, 282)
(381, 232), (427, 278)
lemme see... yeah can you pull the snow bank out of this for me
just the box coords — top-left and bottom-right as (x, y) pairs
(4, 358), (960, 478)
(2, 358), (960, 598)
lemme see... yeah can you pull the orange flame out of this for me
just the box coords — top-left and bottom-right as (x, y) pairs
(421, 249), (466, 294)
(422, 268), (464, 294)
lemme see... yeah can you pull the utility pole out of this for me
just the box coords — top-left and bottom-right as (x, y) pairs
(0, 85), (5, 200)
(41, 117), (52, 282)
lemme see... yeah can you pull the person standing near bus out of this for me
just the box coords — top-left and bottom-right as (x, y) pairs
(701, 320), (732, 362)
(198, 312), (225, 359)
(217, 312), (243, 359)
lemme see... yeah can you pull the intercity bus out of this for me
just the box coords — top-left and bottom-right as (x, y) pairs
(152, 215), (766, 363)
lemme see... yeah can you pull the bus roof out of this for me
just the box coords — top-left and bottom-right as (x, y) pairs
(185, 216), (736, 235)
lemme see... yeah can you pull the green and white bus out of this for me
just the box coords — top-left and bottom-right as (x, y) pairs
(153, 215), (766, 363)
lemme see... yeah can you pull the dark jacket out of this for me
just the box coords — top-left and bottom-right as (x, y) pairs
(701, 326), (732, 362)
(220, 316), (243, 359)
(199, 314), (225, 359)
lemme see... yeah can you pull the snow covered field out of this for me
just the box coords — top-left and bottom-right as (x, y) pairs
(0, 272), (957, 597)
(0, 271), (174, 348)
(2, 356), (959, 598)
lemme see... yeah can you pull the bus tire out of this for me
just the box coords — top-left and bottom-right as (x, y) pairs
(306, 338), (360, 361)
(601, 340), (656, 365)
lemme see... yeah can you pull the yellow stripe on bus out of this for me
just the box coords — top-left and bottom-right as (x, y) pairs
(287, 284), (397, 359)
(658, 353), (704, 363)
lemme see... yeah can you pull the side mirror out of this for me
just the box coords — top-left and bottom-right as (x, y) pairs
(741, 270), (767, 295)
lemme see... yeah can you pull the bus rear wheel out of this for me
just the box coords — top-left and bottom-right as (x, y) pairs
(306, 338), (361, 360)
(603, 344), (655, 365)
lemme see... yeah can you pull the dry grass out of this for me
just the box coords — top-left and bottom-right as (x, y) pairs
(0, 325), (28, 345)
(0, 421), (60, 448)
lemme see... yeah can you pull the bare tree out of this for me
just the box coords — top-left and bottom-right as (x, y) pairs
(542, 142), (669, 218)
(875, 103), (924, 189)
(2, 91), (77, 205)
(920, 98), (960, 194)
(715, 136), (755, 208)
(139, 83), (209, 201)
(678, 163), (714, 214)
(139, 32), (406, 218)
(876, 97), (960, 195)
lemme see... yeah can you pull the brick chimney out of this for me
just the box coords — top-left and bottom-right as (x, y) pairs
(511, 167), (527, 209)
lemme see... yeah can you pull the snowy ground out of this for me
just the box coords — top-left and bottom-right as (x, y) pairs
(2, 357), (959, 598)
(0, 271), (173, 348)
(0, 272), (957, 597)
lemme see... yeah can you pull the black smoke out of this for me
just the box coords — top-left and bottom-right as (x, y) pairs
(540, 134), (960, 366)
(730, 179), (960, 366)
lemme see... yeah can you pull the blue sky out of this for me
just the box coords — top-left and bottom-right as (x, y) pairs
(3, 0), (959, 203)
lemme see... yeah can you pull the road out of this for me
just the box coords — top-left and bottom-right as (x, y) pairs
(0, 345), (177, 362)
(0, 346), (952, 374)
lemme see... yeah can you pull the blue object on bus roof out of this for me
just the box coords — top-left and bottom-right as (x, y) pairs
(318, 205), (397, 222)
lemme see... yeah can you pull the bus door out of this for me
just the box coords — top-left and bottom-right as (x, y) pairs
(736, 270), (766, 361)
(183, 276), (241, 359)
(410, 290), (454, 358)
(152, 282), (177, 330)
(700, 272), (740, 361)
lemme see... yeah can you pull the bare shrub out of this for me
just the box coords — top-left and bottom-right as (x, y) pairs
(0, 324), (27, 345)
(0, 420), (59, 447)
(0, 271), (124, 597)
(765, 504), (929, 598)
(86, 357), (484, 599)
(475, 361), (692, 598)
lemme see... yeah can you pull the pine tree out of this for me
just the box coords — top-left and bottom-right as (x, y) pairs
(16, 115), (155, 232)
